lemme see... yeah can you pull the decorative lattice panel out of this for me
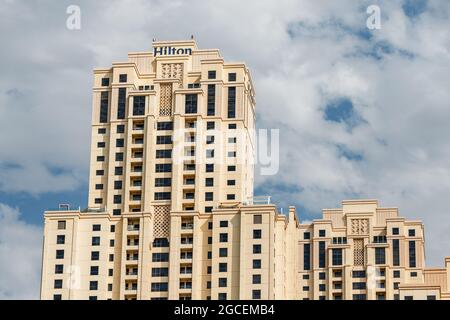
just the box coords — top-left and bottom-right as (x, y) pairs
(353, 239), (365, 266)
(159, 83), (173, 116)
(153, 205), (170, 239)
(161, 63), (183, 87)
(351, 219), (369, 235)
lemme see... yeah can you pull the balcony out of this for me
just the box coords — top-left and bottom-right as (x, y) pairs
(127, 225), (140, 232)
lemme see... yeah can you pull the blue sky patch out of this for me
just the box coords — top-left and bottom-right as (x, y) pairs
(402, 0), (428, 18)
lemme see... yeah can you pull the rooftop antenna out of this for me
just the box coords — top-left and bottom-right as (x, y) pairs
(190, 34), (194, 39)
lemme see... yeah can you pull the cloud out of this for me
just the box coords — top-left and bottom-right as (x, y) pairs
(0, 0), (450, 272)
(0, 203), (42, 299)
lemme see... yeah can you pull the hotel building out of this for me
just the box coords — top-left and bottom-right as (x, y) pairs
(40, 39), (450, 300)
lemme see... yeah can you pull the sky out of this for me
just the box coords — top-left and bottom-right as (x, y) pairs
(1, 0), (450, 299)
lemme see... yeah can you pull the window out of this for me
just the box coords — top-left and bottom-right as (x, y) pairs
(252, 215), (262, 225)
(207, 84), (216, 116)
(113, 209), (121, 216)
(91, 251), (99, 261)
(133, 95), (146, 116)
(55, 264), (64, 274)
(108, 254), (113, 261)
(155, 163), (172, 172)
(394, 282), (400, 289)
(110, 239), (114, 247)
(427, 295), (436, 300)
(207, 266), (212, 274)
(409, 241), (416, 267)
(249, 244), (261, 255)
(375, 247), (386, 264)
(220, 221), (228, 228)
(218, 293), (227, 300)
(101, 78), (110, 86)
(119, 74), (127, 83)
(332, 248), (343, 266)
(252, 275), (262, 285)
(228, 123), (237, 129)
(219, 233), (228, 242)
(208, 237), (212, 245)
(155, 178), (171, 187)
(97, 142), (105, 148)
(205, 178), (214, 187)
(319, 284), (326, 291)
(116, 138), (124, 148)
(115, 152), (124, 161)
(92, 224), (101, 231)
(157, 135), (172, 144)
(94, 198), (103, 204)
(152, 268), (169, 277)
(253, 259), (261, 269)
(303, 286), (310, 291)
(353, 282), (366, 290)
(155, 192), (171, 200)
(392, 227), (399, 235)
(205, 164), (214, 172)
(253, 229), (262, 239)
(56, 250), (65, 259)
(228, 73), (236, 81)
(228, 151), (236, 157)
(409, 229), (416, 237)
(304, 232), (310, 240)
(227, 179), (236, 186)
(99, 91), (109, 123)
(54, 279), (63, 289)
(319, 229), (326, 237)
(108, 284), (113, 292)
(89, 281), (98, 291)
(151, 283), (169, 292)
(208, 222), (213, 230)
(53, 294), (62, 300)
(90, 266), (99, 276)
(92, 237), (100, 246)
(393, 270), (401, 278)
(114, 166), (123, 175)
(352, 271), (366, 278)
(113, 195), (122, 204)
(98, 128), (106, 134)
(156, 149), (172, 159)
(319, 241), (326, 268)
(207, 121), (215, 130)
(207, 251), (212, 259)
(219, 263), (227, 272)
(404, 296), (413, 300)
(227, 194), (235, 200)
(208, 70), (216, 79)
(153, 238), (169, 247)
(108, 269), (113, 277)
(206, 149), (214, 158)
(303, 244), (311, 270)
(353, 294), (366, 300)
(114, 180), (122, 190)
(117, 88), (126, 119)
(228, 137), (237, 143)
(97, 156), (105, 162)
(117, 124), (125, 133)
(219, 248), (228, 257)
(410, 272), (417, 277)
(228, 165), (236, 172)
(201, 192), (212, 201)
(393, 239), (400, 266)
(56, 235), (65, 245)
(185, 94), (198, 113)
(206, 135), (215, 144)
(319, 272), (326, 280)
(152, 253), (169, 262)
(157, 121), (173, 130)
(252, 290), (261, 300)
(227, 87), (236, 118)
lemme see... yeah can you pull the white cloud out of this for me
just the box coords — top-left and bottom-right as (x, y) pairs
(0, 0), (450, 270)
(0, 203), (42, 299)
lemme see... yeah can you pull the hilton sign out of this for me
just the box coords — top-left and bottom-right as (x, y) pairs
(153, 46), (193, 56)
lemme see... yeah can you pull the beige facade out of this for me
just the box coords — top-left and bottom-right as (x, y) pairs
(40, 40), (450, 300)
(297, 199), (450, 300)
